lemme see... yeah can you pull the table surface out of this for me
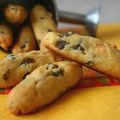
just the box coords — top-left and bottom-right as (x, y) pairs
(56, 0), (120, 23)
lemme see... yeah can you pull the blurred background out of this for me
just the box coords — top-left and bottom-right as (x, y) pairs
(56, 0), (120, 23)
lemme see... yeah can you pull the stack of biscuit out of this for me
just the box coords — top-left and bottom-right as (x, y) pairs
(0, 2), (56, 53)
(0, 3), (119, 116)
(0, 4), (82, 115)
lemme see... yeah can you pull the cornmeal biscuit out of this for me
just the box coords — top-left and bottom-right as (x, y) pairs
(42, 32), (120, 80)
(0, 50), (54, 88)
(8, 61), (82, 115)
(4, 4), (28, 24)
(30, 5), (56, 49)
(12, 26), (37, 54)
(0, 24), (13, 51)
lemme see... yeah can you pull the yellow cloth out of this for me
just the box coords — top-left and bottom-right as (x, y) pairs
(97, 24), (120, 49)
(0, 24), (120, 120)
(1, 86), (120, 120)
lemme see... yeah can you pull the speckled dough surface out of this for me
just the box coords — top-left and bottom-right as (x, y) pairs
(8, 61), (82, 115)
(0, 50), (54, 88)
(0, 24), (13, 51)
(42, 32), (120, 80)
(12, 26), (37, 54)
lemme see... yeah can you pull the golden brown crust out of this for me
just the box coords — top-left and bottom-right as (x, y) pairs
(12, 26), (37, 54)
(42, 32), (120, 80)
(4, 4), (28, 24)
(8, 61), (82, 115)
(30, 5), (56, 49)
(0, 50), (54, 88)
(0, 24), (13, 51)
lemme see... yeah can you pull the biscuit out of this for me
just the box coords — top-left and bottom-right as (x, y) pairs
(8, 61), (82, 115)
(0, 50), (54, 88)
(30, 5), (56, 49)
(12, 26), (37, 54)
(0, 24), (13, 51)
(4, 4), (28, 24)
(42, 32), (120, 80)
